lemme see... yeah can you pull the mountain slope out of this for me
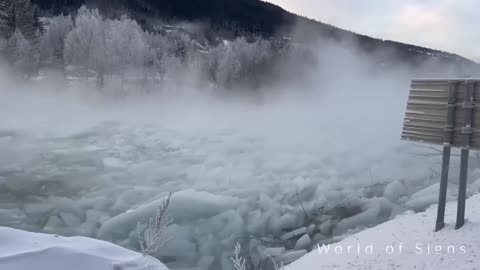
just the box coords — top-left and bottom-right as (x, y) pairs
(32, 0), (478, 70)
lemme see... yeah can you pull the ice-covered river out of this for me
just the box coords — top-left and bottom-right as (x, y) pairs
(1, 84), (473, 270)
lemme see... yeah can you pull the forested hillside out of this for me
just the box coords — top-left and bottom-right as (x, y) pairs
(30, 0), (477, 70)
(0, 0), (477, 91)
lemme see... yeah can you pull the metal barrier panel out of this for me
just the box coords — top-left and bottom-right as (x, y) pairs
(402, 79), (480, 149)
(402, 78), (480, 231)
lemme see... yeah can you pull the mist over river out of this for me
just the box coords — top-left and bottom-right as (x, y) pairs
(2, 77), (471, 270)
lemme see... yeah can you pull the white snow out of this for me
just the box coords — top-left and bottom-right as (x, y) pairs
(0, 226), (168, 270)
(290, 193), (480, 270)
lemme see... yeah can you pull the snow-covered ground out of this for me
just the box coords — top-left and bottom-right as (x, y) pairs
(0, 226), (168, 270)
(290, 193), (480, 270)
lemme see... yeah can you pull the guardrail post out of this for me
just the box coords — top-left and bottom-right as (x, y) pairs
(456, 81), (475, 230)
(435, 82), (457, 231)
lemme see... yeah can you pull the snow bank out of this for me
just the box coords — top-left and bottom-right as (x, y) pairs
(0, 226), (169, 270)
(290, 193), (480, 270)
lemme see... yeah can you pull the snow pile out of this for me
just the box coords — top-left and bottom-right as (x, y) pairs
(290, 193), (480, 270)
(0, 226), (168, 270)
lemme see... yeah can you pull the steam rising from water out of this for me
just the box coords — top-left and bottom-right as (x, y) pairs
(0, 36), (471, 270)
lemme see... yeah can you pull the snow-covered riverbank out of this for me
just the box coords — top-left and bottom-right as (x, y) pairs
(290, 193), (480, 270)
(0, 226), (168, 270)
(3, 193), (479, 270)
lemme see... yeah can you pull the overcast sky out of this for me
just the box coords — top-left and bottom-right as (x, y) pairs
(265, 0), (479, 62)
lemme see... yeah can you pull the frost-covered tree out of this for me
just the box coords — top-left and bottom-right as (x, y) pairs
(104, 15), (146, 79)
(207, 37), (275, 89)
(40, 14), (73, 68)
(145, 32), (168, 80)
(0, 2), (307, 89)
(64, 6), (105, 83)
(165, 31), (192, 61)
(214, 41), (242, 87)
(209, 38), (256, 88)
(7, 29), (39, 76)
(144, 30), (198, 86)
(239, 38), (273, 87)
(137, 193), (172, 256)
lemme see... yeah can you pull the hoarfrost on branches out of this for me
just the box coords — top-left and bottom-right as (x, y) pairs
(137, 193), (173, 257)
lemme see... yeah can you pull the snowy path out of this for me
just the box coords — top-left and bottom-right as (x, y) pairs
(290, 193), (480, 270)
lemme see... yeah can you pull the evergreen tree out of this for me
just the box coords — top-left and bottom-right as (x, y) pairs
(0, 0), (42, 77)
(14, 0), (39, 40)
(0, 0), (15, 39)
(0, 0), (42, 40)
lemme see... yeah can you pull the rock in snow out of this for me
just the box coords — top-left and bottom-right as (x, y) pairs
(289, 193), (480, 270)
(0, 227), (169, 270)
